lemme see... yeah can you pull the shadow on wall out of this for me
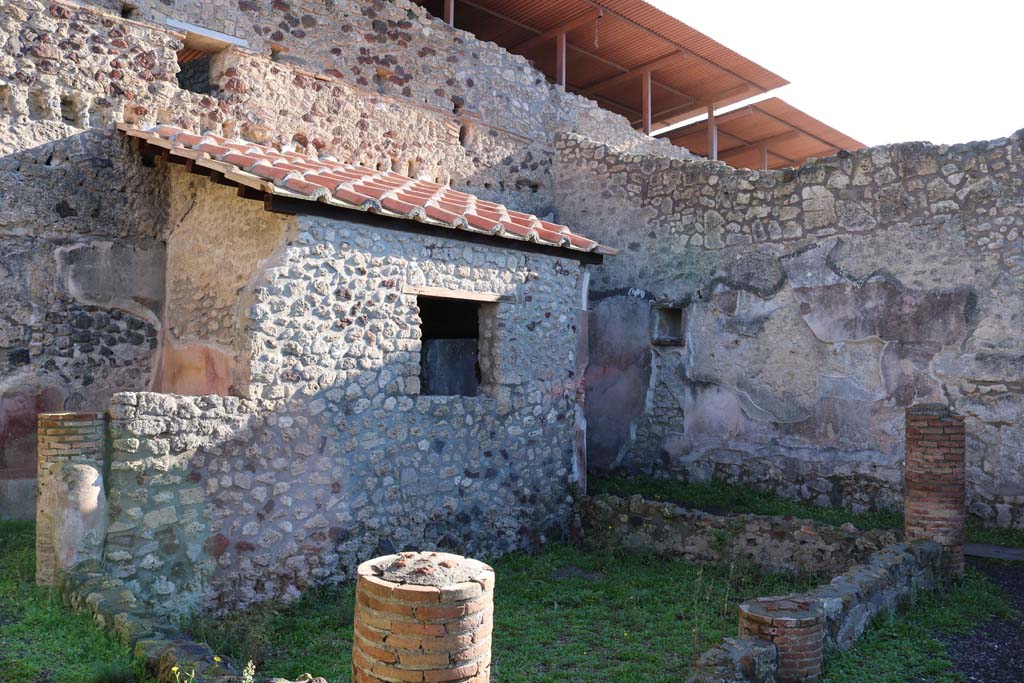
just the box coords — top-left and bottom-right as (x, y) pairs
(102, 213), (583, 615)
(0, 131), (169, 519)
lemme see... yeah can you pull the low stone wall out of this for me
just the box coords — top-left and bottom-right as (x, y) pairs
(686, 636), (778, 683)
(57, 560), (238, 683)
(807, 541), (942, 650)
(579, 494), (898, 577)
(688, 540), (944, 683)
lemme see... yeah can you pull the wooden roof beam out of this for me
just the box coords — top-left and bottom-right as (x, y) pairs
(719, 136), (797, 165)
(579, 50), (685, 94)
(563, 43), (695, 103)
(577, 0), (770, 93)
(511, 8), (603, 53)
(658, 100), (756, 138)
(649, 85), (753, 130)
(459, 0), (698, 116)
(750, 105), (843, 152)
(721, 129), (801, 155)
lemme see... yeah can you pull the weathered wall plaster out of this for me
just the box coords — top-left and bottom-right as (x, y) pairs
(561, 132), (1024, 528)
(0, 0), (669, 508)
(105, 197), (585, 612)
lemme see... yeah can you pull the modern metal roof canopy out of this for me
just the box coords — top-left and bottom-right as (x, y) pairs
(660, 98), (867, 169)
(413, 0), (789, 132)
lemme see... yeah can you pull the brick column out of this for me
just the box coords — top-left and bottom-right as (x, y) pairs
(739, 597), (823, 683)
(35, 411), (107, 587)
(904, 403), (966, 578)
(352, 551), (494, 683)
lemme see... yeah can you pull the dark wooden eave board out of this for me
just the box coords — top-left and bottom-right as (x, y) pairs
(264, 195), (604, 265)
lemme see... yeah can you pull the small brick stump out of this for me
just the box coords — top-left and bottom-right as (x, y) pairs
(35, 411), (107, 587)
(738, 597), (823, 683)
(904, 404), (966, 578)
(352, 551), (495, 683)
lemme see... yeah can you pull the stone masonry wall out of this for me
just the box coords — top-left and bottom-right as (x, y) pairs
(580, 493), (899, 578)
(93, 0), (692, 159)
(0, 2), (176, 513)
(106, 200), (585, 613)
(0, 0), (678, 515)
(559, 132), (1024, 528)
(155, 170), (295, 396)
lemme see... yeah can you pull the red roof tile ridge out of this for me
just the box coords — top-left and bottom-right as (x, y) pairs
(117, 122), (616, 257)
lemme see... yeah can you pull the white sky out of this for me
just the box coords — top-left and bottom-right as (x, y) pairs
(648, 0), (1024, 146)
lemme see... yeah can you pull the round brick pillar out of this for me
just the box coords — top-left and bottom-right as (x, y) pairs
(35, 412), (107, 587)
(352, 551), (494, 683)
(739, 597), (823, 683)
(904, 403), (966, 578)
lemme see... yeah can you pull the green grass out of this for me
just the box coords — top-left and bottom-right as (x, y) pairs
(590, 475), (1024, 547)
(822, 566), (1015, 683)
(0, 521), (148, 683)
(188, 545), (817, 683)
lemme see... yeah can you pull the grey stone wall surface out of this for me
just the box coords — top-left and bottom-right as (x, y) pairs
(0, 0), (669, 512)
(106, 190), (585, 612)
(559, 132), (1024, 528)
(0, 2), (178, 508)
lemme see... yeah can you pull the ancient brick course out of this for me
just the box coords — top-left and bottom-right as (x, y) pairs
(353, 552), (494, 683)
(739, 598), (823, 683)
(35, 411), (107, 587)
(903, 404), (966, 577)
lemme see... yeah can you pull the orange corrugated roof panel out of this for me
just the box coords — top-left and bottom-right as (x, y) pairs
(661, 97), (866, 169)
(414, 0), (787, 129)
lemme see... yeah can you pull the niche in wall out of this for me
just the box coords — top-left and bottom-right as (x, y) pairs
(652, 305), (684, 346)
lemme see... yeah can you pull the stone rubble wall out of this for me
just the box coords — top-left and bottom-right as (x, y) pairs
(89, 0), (693, 160)
(0, 0), (180, 512)
(0, 0), (682, 514)
(155, 170), (296, 396)
(106, 207), (585, 613)
(57, 559), (241, 683)
(805, 540), (943, 651)
(560, 131), (1024, 528)
(579, 493), (899, 577)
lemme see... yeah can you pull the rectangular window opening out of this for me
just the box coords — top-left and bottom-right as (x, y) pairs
(653, 306), (685, 346)
(176, 49), (214, 95)
(418, 296), (484, 397)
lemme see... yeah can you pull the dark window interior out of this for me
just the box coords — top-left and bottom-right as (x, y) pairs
(176, 51), (213, 94)
(653, 306), (684, 345)
(418, 296), (481, 397)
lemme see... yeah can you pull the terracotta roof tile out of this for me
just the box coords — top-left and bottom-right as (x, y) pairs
(119, 123), (614, 257)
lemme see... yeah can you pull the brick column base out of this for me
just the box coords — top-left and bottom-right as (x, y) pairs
(904, 404), (966, 578)
(739, 597), (823, 683)
(36, 411), (107, 587)
(352, 551), (494, 683)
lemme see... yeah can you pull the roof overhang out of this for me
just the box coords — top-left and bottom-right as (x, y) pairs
(660, 97), (866, 169)
(119, 123), (613, 264)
